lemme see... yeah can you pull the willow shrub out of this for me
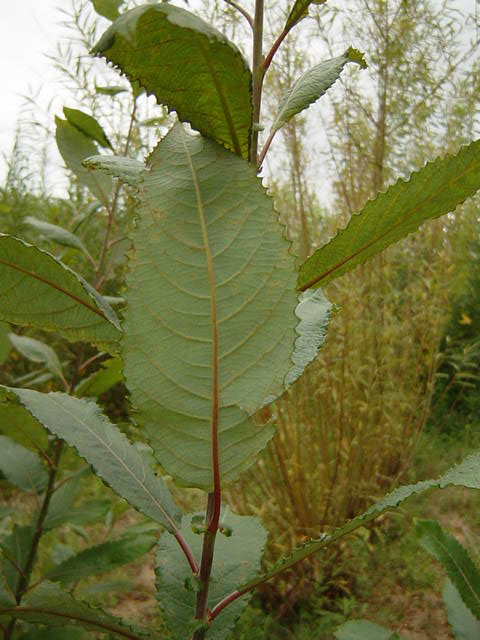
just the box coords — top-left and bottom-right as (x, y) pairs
(1, 2), (480, 639)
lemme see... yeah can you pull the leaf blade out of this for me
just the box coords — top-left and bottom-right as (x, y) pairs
(0, 436), (47, 494)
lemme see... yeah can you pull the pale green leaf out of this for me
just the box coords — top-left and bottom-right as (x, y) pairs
(63, 107), (112, 149)
(0, 321), (11, 364)
(55, 117), (113, 201)
(8, 334), (64, 381)
(92, 3), (252, 157)
(156, 512), (266, 640)
(334, 620), (401, 640)
(91, 0), (123, 21)
(271, 48), (366, 134)
(0, 435), (47, 494)
(95, 84), (127, 96)
(46, 531), (156, 584)
(9, 388), (181, 533)
(0, 234), (121, 348)
(74, 356), (123, 398)
(417, 519), (480, 620)
(240, 449), (480, 592)
(24, 217), (88, 253)
(285, 0), (326, 30)
(0, 581), (157, 639)
(297, 139), (480, 290)
(123, 124), (298, 489)
(443, 578), (480, 640)
(83, 155), (144, 188)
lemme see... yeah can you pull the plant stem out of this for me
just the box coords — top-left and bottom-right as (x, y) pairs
(223, 0), (253, 28)
(250, 0), (265, 165)
(4, 439), (64, 640)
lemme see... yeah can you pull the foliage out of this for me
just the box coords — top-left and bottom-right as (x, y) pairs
(0, 1), (479, 639)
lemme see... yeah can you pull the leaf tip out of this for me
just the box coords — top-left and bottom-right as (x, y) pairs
(346, 46), (367, 69)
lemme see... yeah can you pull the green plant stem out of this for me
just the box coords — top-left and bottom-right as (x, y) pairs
(4, 439), (64, 640)
(250, 0), (265, 165)
(192, 493), (218, 640)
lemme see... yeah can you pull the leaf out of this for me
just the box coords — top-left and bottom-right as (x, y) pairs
(0, 436), (47, 494)
(19, 625), (86, 640)
(417, 519), (480, 620)
(92, 3), (252, 157)
(285, 0), (326, 30)
(443, 578), (480, 640)
(334, 620), (401, 640)
(0, 387), (48, 451)
(239, 449), (480, 592)
(91, 0), (123, 21)
(24, 217), (88, 255)
(297, 139), (480, 290)
(0, 321), (11, 364)
(74, 356), (123, 398)
(44, 475), (83, 531)
(0, 581), (158, 640)
(63, 107), (112, 150)
(0, 235), (121, 348)
(55, 117), (113, 202)
(271, 48), (366, 134)
(8, 334), (64, 382)
(123, 124), (299, 489)
(95, 84), (127, 96)
(83, 155), (144, 188)
(9, 388), (181, 533)
(46, 531), (156, 584)
(156, 512), (266, 640)
(1, 526), (34, 592)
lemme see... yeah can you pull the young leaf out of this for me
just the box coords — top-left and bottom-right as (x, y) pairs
(74, 356), (123, 398)
(92, 3), (252, 157)
(123, 124), (299, 489)
(271, 48), (366, 135)
(334, 620), (401, 640)
(8, 334), (64, 382)
(91, 0), (123, 22)
(55, 117), (113, 202)
(443, 578), (480, 640)
(0, 581), (157, 639)
(238, 449), (480, 592)
(0, 235), (121, 348)
(156, 513), (266, 640)
(63, 107), (113, 150)
(83, 155), (144, 188)
(285, 0), (326, 30)
(8, 389), (182, 533)
(46, 531), (156, 584)
(0, 436), (47, 494)
(297, 139), (480, 290)
(24, 217), (89, 255)
(417, 519), (480, 620)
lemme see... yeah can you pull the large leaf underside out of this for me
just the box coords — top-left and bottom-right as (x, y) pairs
(93, 3), (252, 157)
(123, 124), (298, 489)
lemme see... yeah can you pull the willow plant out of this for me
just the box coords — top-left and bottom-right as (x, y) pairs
(1, 1), (480, 639)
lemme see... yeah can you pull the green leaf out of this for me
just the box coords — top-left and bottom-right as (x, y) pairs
(92, 3), (252, 157)
(297, 139), (480, 290)
(0, 387), (48, 451)
(46, 531), (155, 584)
(123, 124), (299, 489)
(63, 107), (112, 150)
(0, 235), (121, 348)
(285, 0), (326, 30)
(1, 526), (34, 592)
(0, 321), (11, 364)
(239, 449), (480, 592)
(55, 117), (113, 202)
(8, 334), (64, 382)
(334, 620), (401, 640)
(91, 0), (123, 21)
(156, 512), (266, 640)
(271, 48), (366, 134)
(83, 155), (144, 188)
(44, 475), (83, 531)
(24, 217), (88, 254)
(95, 84), (127, 96)
(0, 582), (157, 639)
(19, 625), (86, 640)
(9, 389), (182, 533)
(74, 356), (123, 398)
(0, 436), (47, 494)
(443, 578), (480, 640)
(417, 519), (480, 620)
